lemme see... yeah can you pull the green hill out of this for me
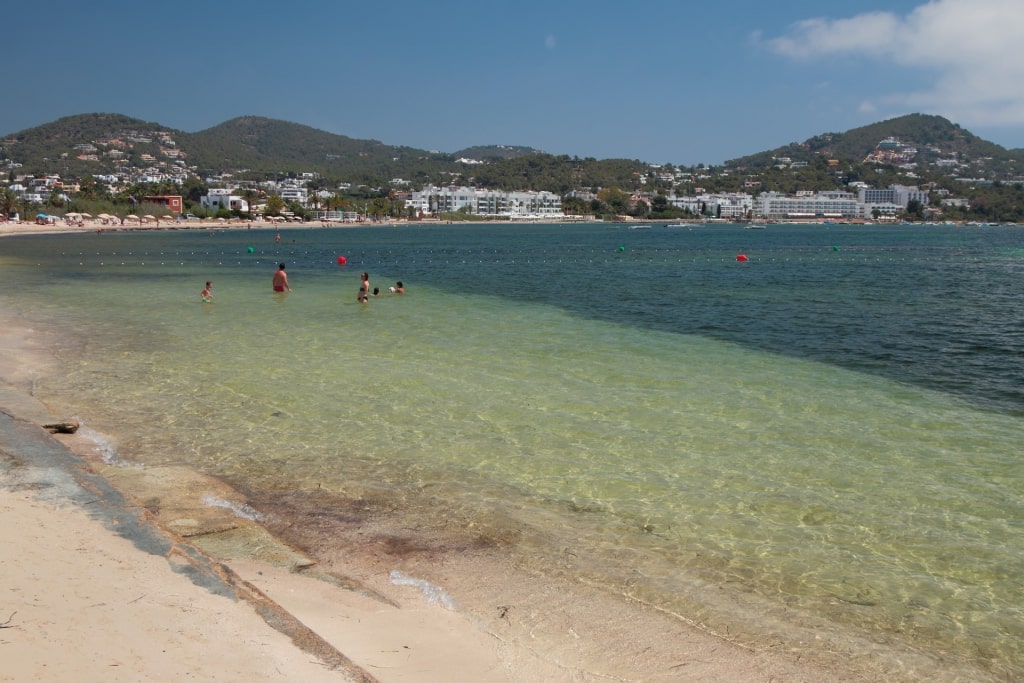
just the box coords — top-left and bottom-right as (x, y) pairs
(725, 114), (1020, 174)
(180, 116), (461, 182)
(0, 113), (175, 177)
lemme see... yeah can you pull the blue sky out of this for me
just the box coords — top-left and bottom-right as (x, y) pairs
(4, 0), (1023, 165)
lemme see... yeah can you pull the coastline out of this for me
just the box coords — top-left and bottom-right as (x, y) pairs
(0, 215), (983, 241)
(0, 230), (913, 681)
(0, 216), (371, 238)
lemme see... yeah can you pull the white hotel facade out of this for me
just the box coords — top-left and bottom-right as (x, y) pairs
(756, 190), (861, 220)
(671, 186), (927, 221)
(407, 185), (563, 219)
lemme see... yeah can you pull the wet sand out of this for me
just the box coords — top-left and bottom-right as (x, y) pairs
(0, 224), (882, 681)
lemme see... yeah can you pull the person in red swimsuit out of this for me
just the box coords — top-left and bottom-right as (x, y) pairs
(272, 263), (291, 292)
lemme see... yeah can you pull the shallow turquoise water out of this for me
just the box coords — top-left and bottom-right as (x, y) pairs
(2, 223), (1023, 678)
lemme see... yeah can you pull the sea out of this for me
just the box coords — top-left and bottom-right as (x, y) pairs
(2, 221), (1022, 680)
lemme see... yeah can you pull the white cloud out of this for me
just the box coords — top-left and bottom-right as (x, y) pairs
(765, 0), (1024, 128)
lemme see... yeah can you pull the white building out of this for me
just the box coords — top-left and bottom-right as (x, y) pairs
(279, 187), (308, 206)
(312, 210), (362, 222)
(757, 191), (859, 220)
(861, 202), (903, 220)
(201, 188), (249, 213)
(667, 192), (753, 218)
(408, 185), (562, 219)
(857, 184), (929, 208)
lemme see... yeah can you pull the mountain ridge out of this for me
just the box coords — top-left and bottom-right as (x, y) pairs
(1, 113), (540, 177)
(3, 112), (1023, 188)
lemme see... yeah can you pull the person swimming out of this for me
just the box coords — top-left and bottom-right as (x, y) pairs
(201, 281), (213, 302)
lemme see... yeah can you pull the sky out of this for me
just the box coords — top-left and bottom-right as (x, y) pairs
(4, 0), (1024, 166)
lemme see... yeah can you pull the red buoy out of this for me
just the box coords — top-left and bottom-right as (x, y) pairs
(337, 255), (347, 265)
(736, 254), (748, 262)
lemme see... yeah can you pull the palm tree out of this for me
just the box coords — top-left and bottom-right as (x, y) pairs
(265, 193), (285, 216)
(387, 189), (397, 218)
(0, 188), (18, 220)
(241, 188), (260, 216)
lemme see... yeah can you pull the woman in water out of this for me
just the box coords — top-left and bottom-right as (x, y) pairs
(358, 272), (370, 303)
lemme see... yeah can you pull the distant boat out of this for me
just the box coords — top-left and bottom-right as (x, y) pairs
(745, 224), (767, 230)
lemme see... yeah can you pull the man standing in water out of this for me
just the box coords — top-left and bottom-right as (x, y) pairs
(272, 263), (291, 292)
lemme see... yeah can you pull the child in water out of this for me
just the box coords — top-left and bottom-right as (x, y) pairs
(201, 281), (213, 302)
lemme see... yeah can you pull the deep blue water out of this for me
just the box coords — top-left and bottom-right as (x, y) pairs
(254, 222), (1024, 414)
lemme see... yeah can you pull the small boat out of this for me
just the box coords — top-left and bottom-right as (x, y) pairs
(745, 224), (767, 230)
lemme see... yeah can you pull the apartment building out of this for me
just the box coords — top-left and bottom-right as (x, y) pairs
(858, 184), (929, 207)
(408, 185), (563, 218)
(667, 192), (754, 218)
(757, 191), (860, 220)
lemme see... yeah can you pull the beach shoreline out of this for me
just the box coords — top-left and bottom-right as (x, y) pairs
(0, 216), (378, 238)
(0, 235), (934, 681)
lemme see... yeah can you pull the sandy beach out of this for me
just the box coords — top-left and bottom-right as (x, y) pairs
(0, 220), (878, 682)
(0, 215), (373, 237)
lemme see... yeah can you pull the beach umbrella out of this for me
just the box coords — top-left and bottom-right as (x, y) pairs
(66, 212), (80, 217)
(143, 214), (155, 220)
(80, 213), (92, 218)
(125, 215), (140, 221)
(162, 214), (172, 219)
